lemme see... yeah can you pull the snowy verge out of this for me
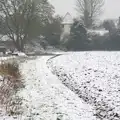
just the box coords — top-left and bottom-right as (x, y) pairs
(19, 56), (96, 120)
(47, 52), (120, 120)
(0, 55), (28, 120)
(0, 56), (16, 61)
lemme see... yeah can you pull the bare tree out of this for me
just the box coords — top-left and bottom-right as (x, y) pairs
(76, 0), (104, 28)
(0, 0), (54, 52)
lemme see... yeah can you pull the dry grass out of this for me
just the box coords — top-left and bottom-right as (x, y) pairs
(0, 61), (20, 77)
(0, 61), (24, 116)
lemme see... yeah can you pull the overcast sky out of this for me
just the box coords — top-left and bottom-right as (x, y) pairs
(49, 0), (120, 20)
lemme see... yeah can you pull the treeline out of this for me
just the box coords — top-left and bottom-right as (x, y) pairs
(0, 0), (62, 52)
(0, 0), (120, 52)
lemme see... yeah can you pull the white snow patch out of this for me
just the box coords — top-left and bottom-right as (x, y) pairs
(0, 56), (17, 62)
(14, 52), (27, 56)
(88, 29), (108, 36)
(0, 35), (9, 41)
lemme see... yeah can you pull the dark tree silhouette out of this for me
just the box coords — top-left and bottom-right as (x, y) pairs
(66, 20), (89, 50)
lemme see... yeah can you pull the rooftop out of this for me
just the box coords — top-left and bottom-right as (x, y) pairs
(62, 12), (73, 24)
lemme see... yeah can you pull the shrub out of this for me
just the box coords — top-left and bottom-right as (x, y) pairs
(105, 33), (120, 50)
(0, 61), (24, 116)
(88, 33), (109, 50)
(65, 20), (89, 51)
(0, 61), (20, 78)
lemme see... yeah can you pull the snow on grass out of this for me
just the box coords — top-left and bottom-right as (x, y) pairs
(0, 59), (18, 120)
(48, 52), (120, 120)
(87, 29), (108, 36)
(0, 56), (16, 61)
(12, 52), (27, 56)
(0, 108), (16, 120)
(19, 56), (96, 120)
(0, 55), (27, 120)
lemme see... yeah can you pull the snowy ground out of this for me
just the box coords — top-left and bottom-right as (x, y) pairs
(0, 55), (97, 120)
(19, 56), (96, 120)
(1, 51), (120, 120)
(48, 52), (120, 120)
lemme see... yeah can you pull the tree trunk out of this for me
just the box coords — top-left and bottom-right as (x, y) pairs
(84, 10), (89, 28)
(13, 39), (24, 52)
(20, 40), (24, 52)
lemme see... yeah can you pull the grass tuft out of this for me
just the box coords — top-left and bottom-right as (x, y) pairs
(0, 61), (24, 116)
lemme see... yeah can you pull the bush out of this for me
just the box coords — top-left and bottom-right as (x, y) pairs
(88, 32), (109, 50)
(105, 33), (120, 50)
(0, 61), (20, 78)
(65, 20), (89, 51)
(0, 61), (24, 116)
(88, 31), (120, 50)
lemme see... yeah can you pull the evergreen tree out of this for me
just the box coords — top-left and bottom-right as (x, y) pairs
(66, 20), (89, 50)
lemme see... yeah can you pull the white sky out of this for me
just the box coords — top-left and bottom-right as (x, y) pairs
(49, 0), (120, 20)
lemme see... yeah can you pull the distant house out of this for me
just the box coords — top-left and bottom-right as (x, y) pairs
(60, 12), (73, 42)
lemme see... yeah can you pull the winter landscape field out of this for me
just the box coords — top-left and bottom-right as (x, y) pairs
(1, 0), (120, 119)
(0, 52), (120, 120)
(48, 52), (120, 120)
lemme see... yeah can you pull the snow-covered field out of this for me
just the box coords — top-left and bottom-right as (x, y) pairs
(19, 56), (96, 120)
(1, 51), (120, 120)
(48, 52), (120, 120)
